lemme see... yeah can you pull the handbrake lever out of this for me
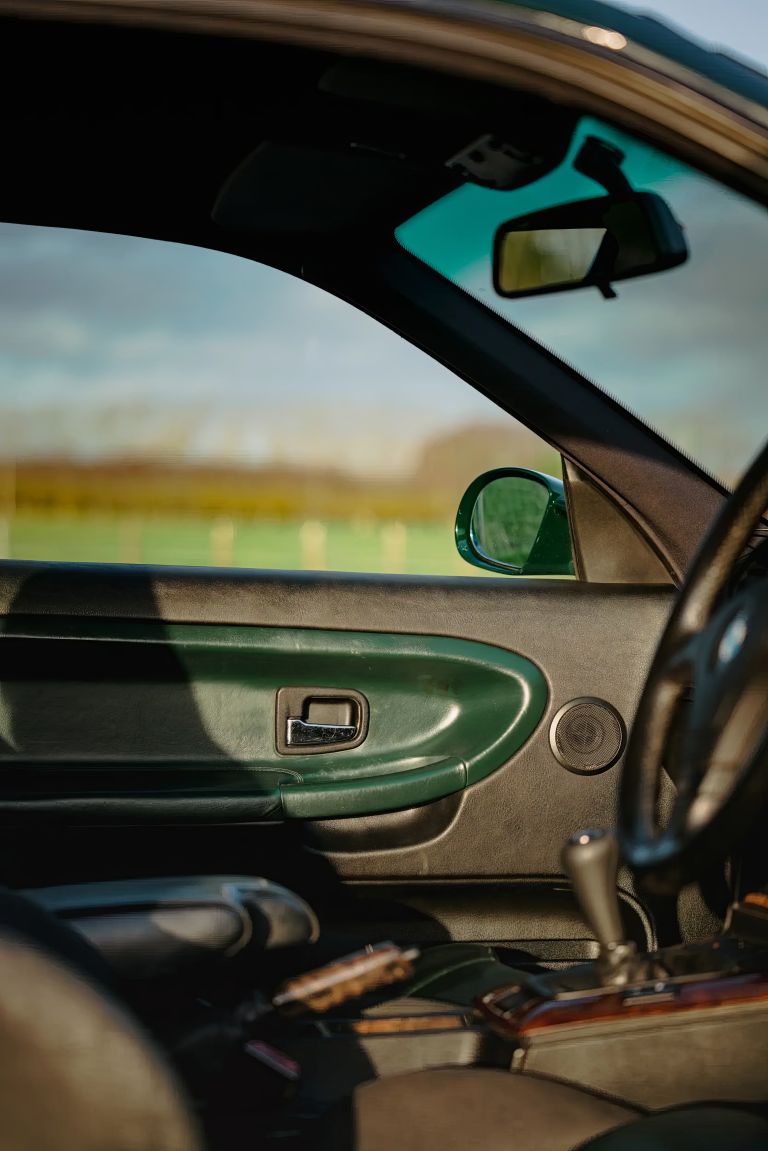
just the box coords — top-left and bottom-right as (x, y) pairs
(271, 941), (420, 1015)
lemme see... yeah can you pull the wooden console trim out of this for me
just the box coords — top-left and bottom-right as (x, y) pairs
(480, 972), (768, 1039)
(349, 1012), (474, 1036)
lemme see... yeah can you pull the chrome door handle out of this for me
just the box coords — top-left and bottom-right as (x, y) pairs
(285, 717), (358, 748)
(276, 687), (369, 756)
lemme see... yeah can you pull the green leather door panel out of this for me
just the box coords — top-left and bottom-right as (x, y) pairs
(0, 618), (547, 820)
(0, 567), (676, 960)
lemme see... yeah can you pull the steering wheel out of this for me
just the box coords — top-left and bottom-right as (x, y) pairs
(619, 439), (768, 891)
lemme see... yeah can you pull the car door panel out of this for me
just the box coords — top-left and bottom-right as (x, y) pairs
(0, 563), (674, 876)
(0, 614), (546, 820)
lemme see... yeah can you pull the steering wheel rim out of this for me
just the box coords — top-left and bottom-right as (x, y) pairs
(619, 438), (768, 892)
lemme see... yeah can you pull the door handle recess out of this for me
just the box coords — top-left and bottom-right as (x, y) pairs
(276, 687), (369, 756)
(285, 717), (358, 748)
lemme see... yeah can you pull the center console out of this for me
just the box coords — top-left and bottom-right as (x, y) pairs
(28, 852), (768, 1118)
(480, 830), (768, 1108)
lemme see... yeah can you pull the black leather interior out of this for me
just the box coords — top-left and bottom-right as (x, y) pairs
(0, 879), (763, 1151)
(319, 1068), (639, 1151)
(0, 932), (202, 1150)
(577, 1107), (768, 1150)
(320, 1071), (768, 1151)
(0, 13), (759, 1150)
(395, 942), (521, 1006)
(0, 886), (116, 992)
(0, 893), (201, 1151)
(25, 875), (319, 978)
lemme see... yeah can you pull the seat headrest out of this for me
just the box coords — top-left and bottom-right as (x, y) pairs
(0, 931), (202, 1151)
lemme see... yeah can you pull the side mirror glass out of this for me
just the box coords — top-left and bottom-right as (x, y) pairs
(455, 468), (574, 576)
(493, 191), (688, 300)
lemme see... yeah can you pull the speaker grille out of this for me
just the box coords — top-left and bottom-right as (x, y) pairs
(549, 698), (625, 774)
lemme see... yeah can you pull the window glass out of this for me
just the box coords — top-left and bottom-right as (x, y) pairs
(397, 116), (768, 488)
(0, 224), (557, 574)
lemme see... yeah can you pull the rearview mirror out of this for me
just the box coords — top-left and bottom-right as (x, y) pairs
(493, 192), (688, 300)
(455, 468), (574, 576)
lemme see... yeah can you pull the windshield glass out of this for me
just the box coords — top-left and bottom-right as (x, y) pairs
(396, 116), (768, 488)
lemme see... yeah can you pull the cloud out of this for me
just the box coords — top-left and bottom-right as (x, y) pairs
(0, 223), (507, 474)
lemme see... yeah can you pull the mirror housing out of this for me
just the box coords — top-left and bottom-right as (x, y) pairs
(456, 468), (574, 576)
(493, 191), (688, 300)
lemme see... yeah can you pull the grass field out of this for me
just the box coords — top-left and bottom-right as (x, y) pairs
(3, 512), (487, 577)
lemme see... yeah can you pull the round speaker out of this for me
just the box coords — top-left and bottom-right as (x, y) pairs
(549, 698), (626, 775)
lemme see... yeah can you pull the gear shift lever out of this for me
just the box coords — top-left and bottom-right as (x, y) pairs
(563, 828), (637, 985)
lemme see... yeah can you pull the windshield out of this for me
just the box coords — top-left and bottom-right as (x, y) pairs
(396, 116), (768, 488)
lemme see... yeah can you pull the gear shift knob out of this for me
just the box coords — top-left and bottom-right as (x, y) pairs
(563, 829), (630, 977)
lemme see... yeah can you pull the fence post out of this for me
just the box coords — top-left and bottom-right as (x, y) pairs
(118, 516), (144, 565)
(211, 518), (236, 567)
(300, 520), (327, 570)
(381, 521), (407, 572)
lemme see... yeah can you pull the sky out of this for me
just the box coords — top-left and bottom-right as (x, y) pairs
(1, 0), (766, 484)
(0, 224), (497, 477)
(618, 0), (767, 65)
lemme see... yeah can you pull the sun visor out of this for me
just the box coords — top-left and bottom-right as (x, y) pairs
(212, 140), (457, 234)
(212, 72), (576, 235)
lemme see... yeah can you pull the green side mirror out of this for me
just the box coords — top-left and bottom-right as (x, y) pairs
(455, 468), (574, 576)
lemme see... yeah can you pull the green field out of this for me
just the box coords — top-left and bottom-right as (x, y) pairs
(3, 512), (489, 577)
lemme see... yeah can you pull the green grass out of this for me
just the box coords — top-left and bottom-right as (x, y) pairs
(3, 512), (488, 577)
